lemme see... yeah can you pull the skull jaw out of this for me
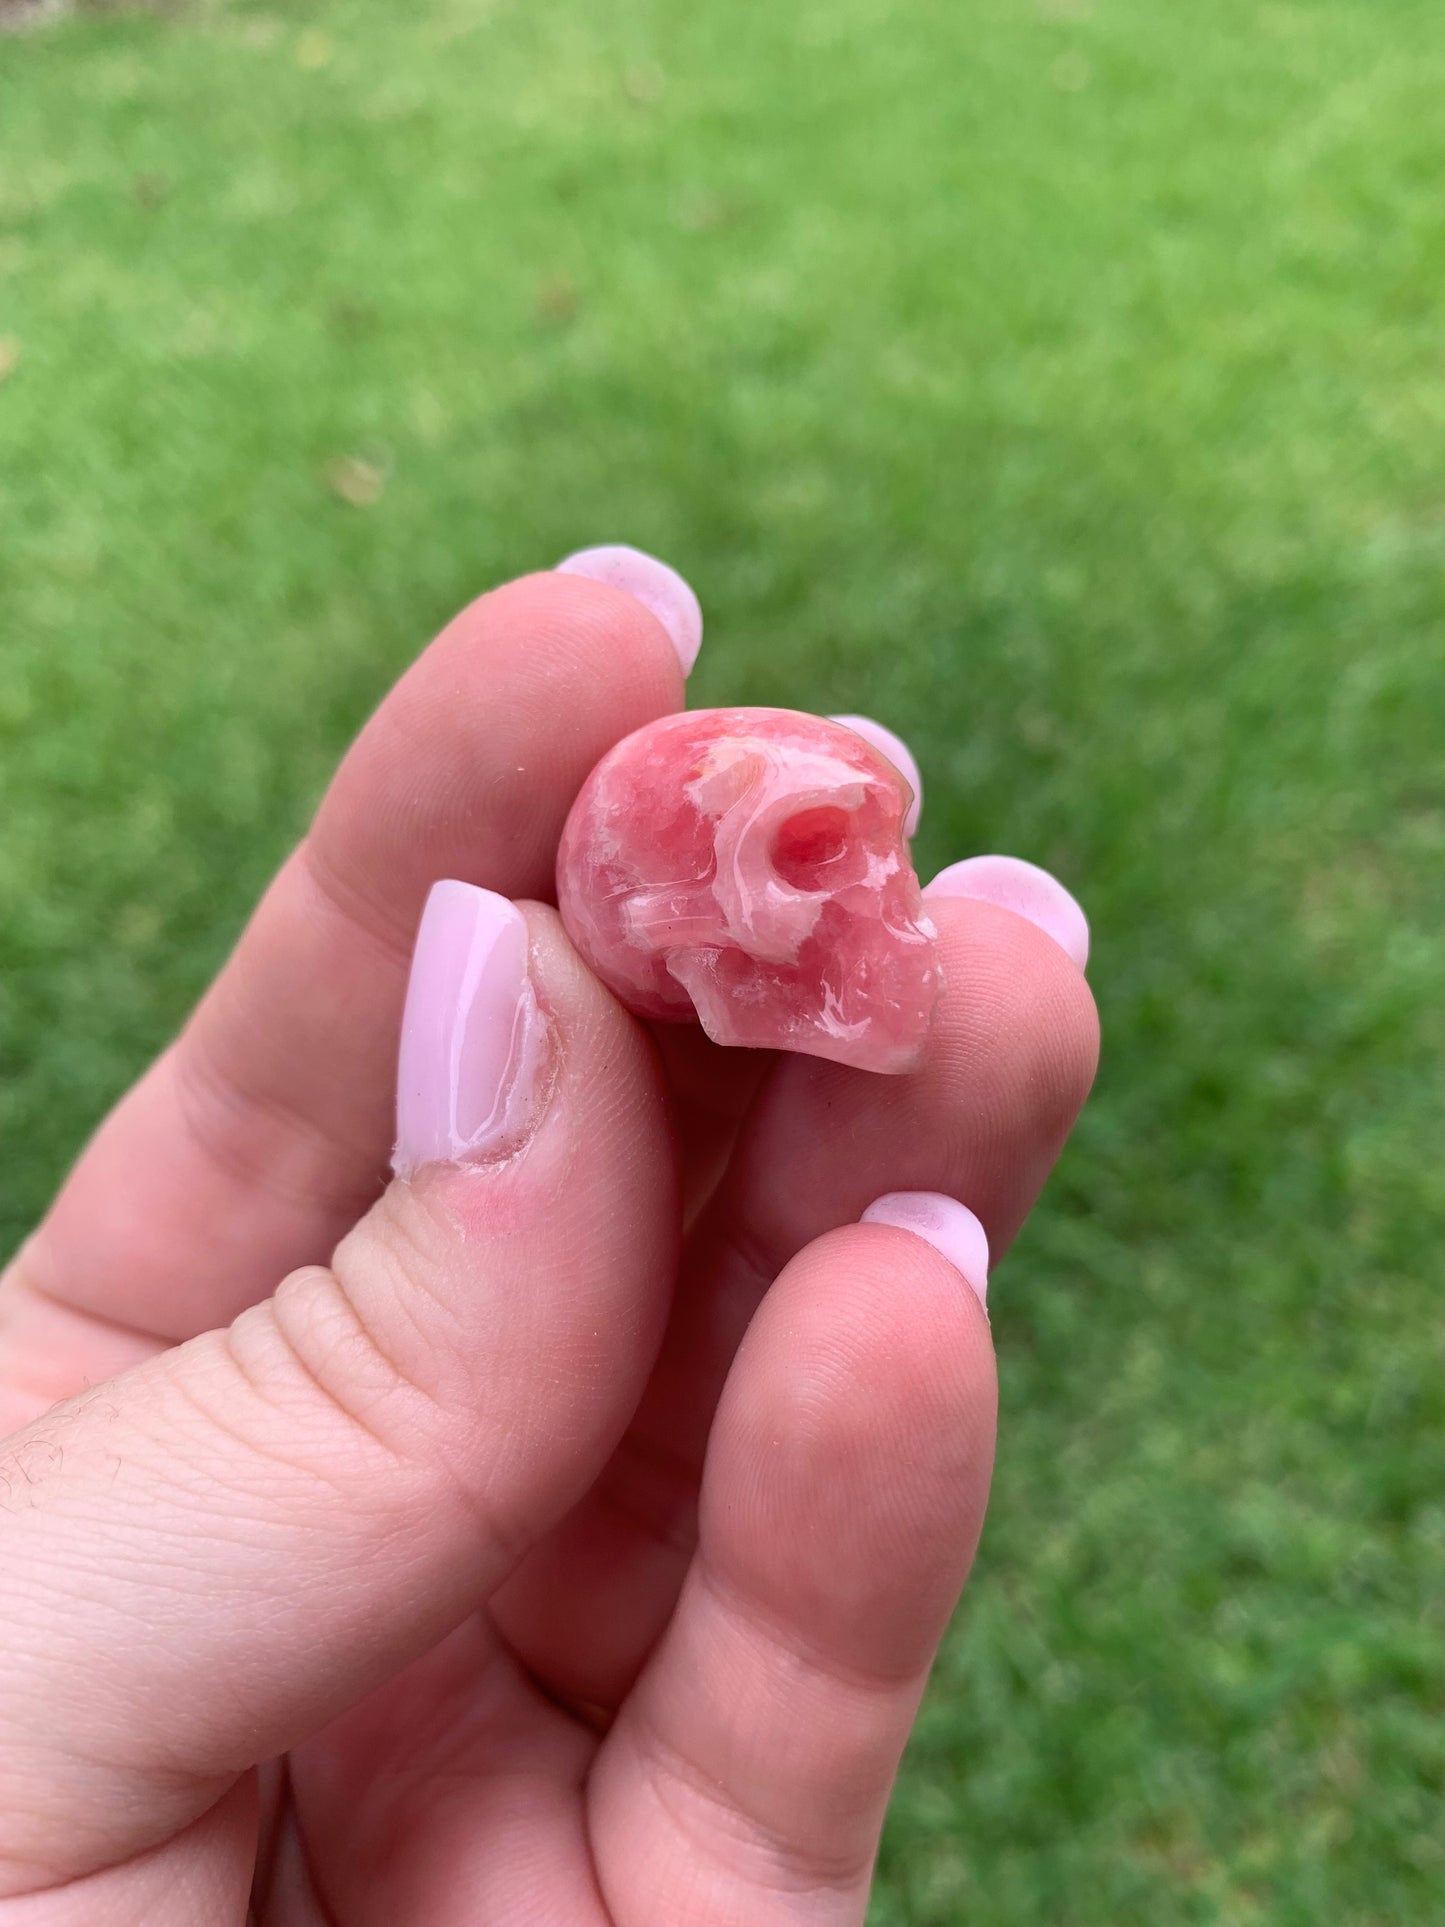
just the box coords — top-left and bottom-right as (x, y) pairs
(667, 927), (941, 1075)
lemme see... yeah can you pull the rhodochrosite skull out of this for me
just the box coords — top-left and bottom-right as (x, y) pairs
(556, 708), (941, 1072)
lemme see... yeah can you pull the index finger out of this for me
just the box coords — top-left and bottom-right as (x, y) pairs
(1, 561), (690, 1421)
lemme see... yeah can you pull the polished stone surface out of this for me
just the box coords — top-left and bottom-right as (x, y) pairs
(557, 708), (940, 1072)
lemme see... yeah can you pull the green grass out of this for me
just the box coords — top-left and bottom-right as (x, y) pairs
(3, 0), (1444, 1918)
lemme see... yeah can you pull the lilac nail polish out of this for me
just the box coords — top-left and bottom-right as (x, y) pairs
(393, 882), (548, 1177)
(925, 855), (1089, 971)
(861, 1192), (990, 1309)
(556, 544), (704, 676)
(830, 715), (923, 837)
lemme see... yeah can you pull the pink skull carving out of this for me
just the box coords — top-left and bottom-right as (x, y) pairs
(556, 708), (941, 1072)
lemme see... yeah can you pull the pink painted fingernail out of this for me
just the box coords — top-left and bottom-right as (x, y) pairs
(393, 882), (549, 1177)
(861, 1191), (990, 1309)
(555, 544), (703, 676)
(925, 855), (1089, 971)
(830, 714), (923, 836)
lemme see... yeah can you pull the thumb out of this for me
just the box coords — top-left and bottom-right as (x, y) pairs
(0, 888), (678, 1897)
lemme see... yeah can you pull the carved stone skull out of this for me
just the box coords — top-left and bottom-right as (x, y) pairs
(556, 708), (941, 1073)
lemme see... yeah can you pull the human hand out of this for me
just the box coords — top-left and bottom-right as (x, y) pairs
(0, 552), (1098, 1925)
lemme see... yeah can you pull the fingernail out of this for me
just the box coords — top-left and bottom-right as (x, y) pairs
(830, 714), (923, 836)
(861, 1191), (990, 1309)
(393, 882), (549, 1177)
(555, 544), (703, 676)
(924, 855), (1089, 971)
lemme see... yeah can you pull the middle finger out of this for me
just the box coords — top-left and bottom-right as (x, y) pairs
(491, 889), (1100, 1707)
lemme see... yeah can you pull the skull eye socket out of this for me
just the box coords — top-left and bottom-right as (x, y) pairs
(770, 806), (853, 891)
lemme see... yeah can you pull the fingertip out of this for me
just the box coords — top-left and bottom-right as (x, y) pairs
(830, 714), (923, 836)
(925, 854), (1089, 972)
(556, 544), (703, 676)
(392, 883), (554, 1182)
(861, 1191), (990, 1309)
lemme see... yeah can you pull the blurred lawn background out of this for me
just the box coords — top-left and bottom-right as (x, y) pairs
(2, 0), (1443, 1918)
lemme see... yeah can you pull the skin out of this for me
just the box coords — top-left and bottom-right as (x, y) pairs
(0, 572), (1099, 1926)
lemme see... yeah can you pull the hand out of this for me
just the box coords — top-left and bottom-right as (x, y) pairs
(0, 553), (1098, 1925)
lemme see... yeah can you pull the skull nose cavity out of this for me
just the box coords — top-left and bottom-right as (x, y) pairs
(770, 806), (853, 892)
